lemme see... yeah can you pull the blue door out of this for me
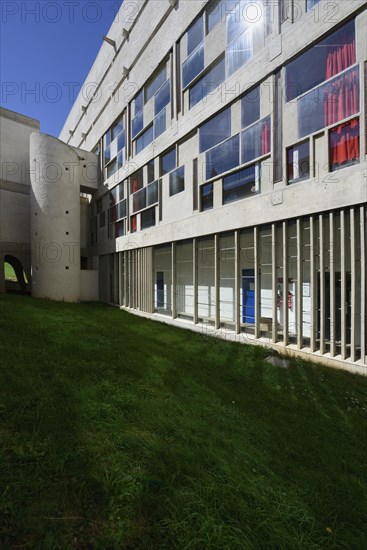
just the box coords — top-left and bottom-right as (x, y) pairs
(242, 269), (255, 324)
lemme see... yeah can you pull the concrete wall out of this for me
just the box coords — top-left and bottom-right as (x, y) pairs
(80, 270), (99, 301)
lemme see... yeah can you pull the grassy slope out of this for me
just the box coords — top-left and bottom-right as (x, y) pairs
(0, 294), (366, 549)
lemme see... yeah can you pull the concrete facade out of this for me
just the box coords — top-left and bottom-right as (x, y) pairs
(1, 0), (366, 373)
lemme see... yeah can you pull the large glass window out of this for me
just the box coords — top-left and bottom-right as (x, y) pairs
(207, 0), (237, 33)
(104, 113), (125, 178)
(298, 66), (359, 138)
(285, 20), (355, 101)
(161, 148), (176, 175)
(223, 164), (258, 204)
(199, 108), (231, 153)
(154, 80), (170, 115)
(182, 42), (205, 89)
(205, 134), (240, 180)
(241, 86), (260, 128)
(329, 118), (359, 171)
(227, 0), (250, 44)
(154, 109), (166, 139)
(189, 57), (225, 108)
(241, 116), (271, 164)
(187, 15), (204, 55)
(169, 166), (185, 196)
(287, 141), (310, 183)
(132, 109), (143, 139)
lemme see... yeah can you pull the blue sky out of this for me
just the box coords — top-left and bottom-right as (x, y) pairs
(0, 0), (123, 137)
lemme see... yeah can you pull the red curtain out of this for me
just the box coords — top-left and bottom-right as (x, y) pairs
(132, 179), (139, 193)
(131, 215), (137, 232)
(261, 118), (271, 155)
(324, 29), (357, 127)
(329, 118), (359, 168)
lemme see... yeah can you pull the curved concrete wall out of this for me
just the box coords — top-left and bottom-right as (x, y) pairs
(30, 133), (82, 302)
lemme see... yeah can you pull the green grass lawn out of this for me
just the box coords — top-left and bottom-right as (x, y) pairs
(0, 294), (366, 549)
(4, 263), (17, 282)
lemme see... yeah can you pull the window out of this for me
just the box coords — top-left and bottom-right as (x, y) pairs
(226, 28), (252, 77)
(241, 116), (271, 164)
(147, 160), (155, 183)
(145, 65), (167, 102)
(133, 188), (147, 213)
(199, 108), (231, 153)
(154, 109), (166, 139)
(329, 118), (359, 171)
(201, 183), (213, 211)
(154, 80), (170, 116)
(287, 141), (310, 183)
(285, 20), (355, 101)
(161, 148), (176, 175)
(136, 125), (153, 154)
(205, 134), (240, 180)
(115, 220), (125, 238)
(207, 0), (237, 33)
(130, 215), (137, 233)
(133, 90), (143, 116)
(187, 15), (204, 55)
(298, 66), (359, 138)
(130, 169), (144, 193)
(189, 57), (225, 108)
(223, 164), (258, 204)
(227, 0), (250, 44)
(100, 211), (106, 228)
(169, 166), (185, 196)
(104, 113), (125, 177)
(241, 86), (260, 128)
(147, 180), (158, 206)
(132, 109), (144, 139)
(306, 0), (320, 10)
(141, 207), (156, 230)
(182, 42), (205, 89)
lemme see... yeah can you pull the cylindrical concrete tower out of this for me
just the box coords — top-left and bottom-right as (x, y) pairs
(30, 133), (81, 302)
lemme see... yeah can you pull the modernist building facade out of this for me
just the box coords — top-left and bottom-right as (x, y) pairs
(1, 0), (367, 374)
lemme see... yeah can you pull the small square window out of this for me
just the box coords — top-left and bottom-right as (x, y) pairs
(287, 140), (310, 183)
(160, 148), (176, 176)
(329, 118), (359, 172)
(200, 183), (213, 211)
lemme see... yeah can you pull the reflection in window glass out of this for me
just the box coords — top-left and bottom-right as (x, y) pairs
(287, 141), (310, 183)
(227, 0), (250, 44)
(133, 187), (147, 213)
(133, 90), (144, 116)
(147, 180), (159, 205)
(226, 28), (253, 77)
(329, 118), (359, 172)
(148, 160), (155, 183)
(241, 86), (260, 128)
(115, 220), (125, 238)
(141, 207), (156, 230)
(161, 148), (176, 175)
(189, 57), (225, 108)
(154, 80), (170, 115)
(169, 166), (185, 196)
(205, 134), (240, 180)
(136, 125), (153, 154)
(285, 20), (355, 101)
(298, 66), (359, 138)
(208, 0), (237, 33)
(241, 116), (271, 164)
(182, 42), (205, 89)
(154, 109), (166, 139)
(199, 108), (231, 153)
(201, 183), (213, 211)
(145, 65), (167, 102)
(132, 110), (144, 139)
(223, 164), (258, 204)
(187, 15), (203, 56)
(130, 169), (144, 193)
(307, 0), (320, 10)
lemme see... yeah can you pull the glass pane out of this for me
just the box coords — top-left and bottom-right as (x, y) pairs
(298, 66), (359, 138)
(223, 164), (257, 204)
(112, 116), (124, 140)
(154, 108), (166, 139)
(187, 15), (203, 56)
(176, 241), (194, 318)
(154, 245), (172, 314)
(133, 187), (147, 213)
(227, 0), (250, 44)
(107, 158), (118, 178)
(117, 199), (126, 220)
(285, 20), (355, 101)
(130, 169), (144, 193)
(133, 90), (143, 116)
(148, 160), (155, 183)
(161, 148), (176, 175)
(219, 233), (235, 325)
(287, 141), (310, 183)
(201, 183), (213, 211)
(241, 116), (271, 164)
(241, 85), (260, 128)
(132, 110), (144, 139)
(169, 166), (185, 196)
(145, 65), (167, 102)
(154, 80), (170, 115)
(115, 220), (125, 238)
(329, 118), (359, 171)
(198, 237), (215, 323)
(199, 107), (231, 153)
(147, 180), (158, 205)
(182, 42), (205, 89)
(226, 28), (253, 77)
(141, 207), (156, 229)
(205, 134), (240, 180)
(136, 125), (153, 154)
(208, 0), (237, 33)
(189, 57), (225, 108)
(117, 132), (125, 152)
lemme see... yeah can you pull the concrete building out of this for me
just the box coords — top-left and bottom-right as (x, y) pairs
(1, 0), (367, 374)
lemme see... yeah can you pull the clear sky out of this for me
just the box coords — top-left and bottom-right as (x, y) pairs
(0, 0), (123, 137)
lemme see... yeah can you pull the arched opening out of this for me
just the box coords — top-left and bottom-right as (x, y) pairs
(4, 255), (29, 294)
